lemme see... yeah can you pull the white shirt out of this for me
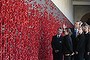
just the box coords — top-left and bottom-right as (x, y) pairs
(57, 34), (61, 38)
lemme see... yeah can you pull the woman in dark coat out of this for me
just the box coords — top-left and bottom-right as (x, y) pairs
(62, 28), (74, 60)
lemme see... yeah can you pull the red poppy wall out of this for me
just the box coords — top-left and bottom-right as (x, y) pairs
(0, 0), (73, 60)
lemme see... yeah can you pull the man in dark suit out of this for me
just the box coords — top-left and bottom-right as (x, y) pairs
(71, 21), (80, 47)
(74, 27), (85, 60)
(51, 28), (63, 60)
(70, 21), (81, 60)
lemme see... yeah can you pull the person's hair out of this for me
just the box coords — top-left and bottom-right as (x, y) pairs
(78, 26), (84, 34)
(79, 21), (83, 26)
(59, 27), (62, 29)
(64, 28), (72, 36)
(81, 22), (88, 27)
(75, 21), (80, 22)
(57, 27), (62, 30)
(75, 21), (83, 26)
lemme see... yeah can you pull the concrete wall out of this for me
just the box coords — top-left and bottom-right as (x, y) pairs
(74, 5), (90, 21)
(51, 0), (74, 24)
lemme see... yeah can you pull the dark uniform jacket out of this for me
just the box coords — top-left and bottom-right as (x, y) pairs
(74, 34), (85, 53)
(62, 35), (73, 55)
(51, 35), (63, 53)
(51, 35), (63, 60)
(85, 33), (90, 52)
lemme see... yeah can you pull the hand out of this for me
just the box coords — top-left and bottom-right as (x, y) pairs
(55, 50), (59, 53)
(76, 51), (78, 54)
(87, 52), (90, 55)
(71, 52), (75, 55)
(65, 54), (70, 56)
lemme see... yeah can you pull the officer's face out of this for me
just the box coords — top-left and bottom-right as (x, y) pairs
(75, 22), (80, 29)
(64, 30), (69, 35)
(57, 29), (63, 35)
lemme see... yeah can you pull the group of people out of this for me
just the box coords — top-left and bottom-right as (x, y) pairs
(51, 21), (90, 60)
